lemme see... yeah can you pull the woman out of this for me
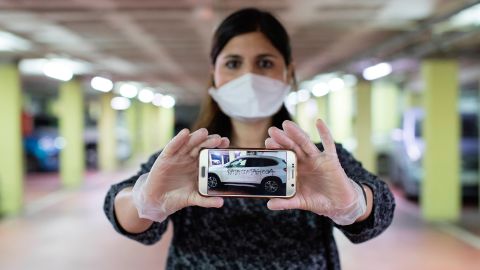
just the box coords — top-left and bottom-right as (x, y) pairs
(104, 8), (395, 269)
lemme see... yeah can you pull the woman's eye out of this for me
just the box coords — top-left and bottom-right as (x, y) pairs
(225, 60), (241, 69)
(258, 59), (274, 69)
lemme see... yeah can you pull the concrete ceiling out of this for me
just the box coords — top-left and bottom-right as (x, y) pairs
(0, 0), (475, 104)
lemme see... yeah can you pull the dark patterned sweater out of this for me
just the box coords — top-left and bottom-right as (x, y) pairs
(104, 143), (395, 269)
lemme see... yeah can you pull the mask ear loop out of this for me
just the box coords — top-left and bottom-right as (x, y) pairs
(291, 69), (298, 92)
(211, 75), (216, 88)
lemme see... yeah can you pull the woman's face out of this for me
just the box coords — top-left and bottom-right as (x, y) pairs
(212, 32), (292, 88)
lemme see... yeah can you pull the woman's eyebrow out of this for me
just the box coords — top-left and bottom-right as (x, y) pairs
(256, 53), (277, 58)
(223, 54), (242, 59)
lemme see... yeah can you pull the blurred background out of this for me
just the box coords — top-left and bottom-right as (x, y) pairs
(0, 0), (480, 269)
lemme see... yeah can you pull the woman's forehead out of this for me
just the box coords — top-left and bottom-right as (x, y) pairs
(218, 32), (282, 58)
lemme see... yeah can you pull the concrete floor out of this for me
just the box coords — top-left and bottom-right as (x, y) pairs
(0, 169), (479, 270)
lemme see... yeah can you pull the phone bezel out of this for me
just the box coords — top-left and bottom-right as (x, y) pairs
(198, 148), (297, 198)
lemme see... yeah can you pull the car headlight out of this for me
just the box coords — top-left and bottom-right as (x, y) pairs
(38, 137), (56, 151)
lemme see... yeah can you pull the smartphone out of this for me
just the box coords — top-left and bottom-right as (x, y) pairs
(198, 148), (296, 198)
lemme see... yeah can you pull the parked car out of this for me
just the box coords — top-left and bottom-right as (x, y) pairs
(390, 108), (478, 198)
(24, 116), (131, 172)
(208, 155), (287, 194)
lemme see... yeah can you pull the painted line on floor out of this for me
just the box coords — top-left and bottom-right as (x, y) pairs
(435, 222), (480, 250)
(23, 189), (72, 216)
(393, 192), (480, 250)
(0, 189), (72, 228)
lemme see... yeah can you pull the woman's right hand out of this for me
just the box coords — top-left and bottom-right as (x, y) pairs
(132, 128), (229, 222)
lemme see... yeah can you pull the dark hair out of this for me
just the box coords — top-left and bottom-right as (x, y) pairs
(192, 8), (294, 139)
(210, 8), (292, 66)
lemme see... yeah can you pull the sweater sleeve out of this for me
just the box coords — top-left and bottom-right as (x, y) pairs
(317, 143), (396, 243)
(103, 150), (169, 245)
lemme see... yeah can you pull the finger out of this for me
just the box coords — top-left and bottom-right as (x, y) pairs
(268, 127), (307, 160)
(188, 192), (224, 208)
(162, 128), (190, 156)
(218, 137), (230, 149)
(265, 137), (282, 149)
(315, 119), (337, 154)
(178, 128), (209, 155)
(189, 134), (221, 158)
(267, 197), (302, 211)
(282, 120), (320, 156)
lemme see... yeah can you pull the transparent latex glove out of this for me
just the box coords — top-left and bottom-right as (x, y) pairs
(132, 128), (230, 223)
(265, 119), (367, 226)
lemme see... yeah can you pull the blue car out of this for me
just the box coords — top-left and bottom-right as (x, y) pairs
(24, 117), (131, 172)
(24, 127), (62, 171)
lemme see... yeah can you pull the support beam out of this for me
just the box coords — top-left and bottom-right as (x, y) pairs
(296, 98), (325, 144)
(296, 101), (314, 141)
(59, 79), (85, 188)
(372, 81), (400, 138)
(421, 59), (460, 221)
(355, 80), (376, 173)
(158, 106), (175, 149)
(126, 99), (141, 158)
(328, 87), (353, 144)
(0, 63), (24, 215)
(98, 92), (117, 171)
(315, 96), (328, 143)
(140, 103), (156, 155)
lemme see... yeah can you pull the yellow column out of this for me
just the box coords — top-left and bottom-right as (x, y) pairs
(295, 101), (306, 130)
(316, 96), (328, 125)
(297, 96), (329, 144)
(328, 87), (353, 143)
(296, 101), (312, 139)
(140, 103), (156, 155)
(153, 106), (162, 150)
(372, 81), (400, 137)
(355, 80), (376, 173)
(158, 106), (175, 149)
(296, 99), (324, 143)
(59, 79), (85, 188)
(126, 100), (141, 158)
(0, 63), (24, 215)
(98, 92), (117, 171)
(421, 59), (460, 221)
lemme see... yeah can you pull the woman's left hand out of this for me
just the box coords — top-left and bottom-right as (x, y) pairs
(265, 119), (368, 225)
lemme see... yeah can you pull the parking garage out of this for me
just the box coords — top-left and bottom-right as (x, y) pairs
(0, 0), (480, 269)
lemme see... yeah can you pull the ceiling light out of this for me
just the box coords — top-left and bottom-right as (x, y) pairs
(328, 78), (345, 92)
(0, 31), (31, 51)
(91, 76), (113, 92)
(312, 82), (330, 97)
(161, 95), (176, 108)
(362, 62), (392, 81)
(110, 96), (131, 110)
(297, 89), (311, 102)
(138, 88), (154, 103)
(118, 83), (138, 98)
(43, 59), (73, 81)
(285, 92), (298, 106)
(152, 93), (164, 107)
(450, 3), (480, 27)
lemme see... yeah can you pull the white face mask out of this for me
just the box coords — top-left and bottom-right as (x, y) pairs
(208, 73), (291, 122)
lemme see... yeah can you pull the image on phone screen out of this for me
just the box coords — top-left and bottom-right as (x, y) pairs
(206, 149), (288, 196)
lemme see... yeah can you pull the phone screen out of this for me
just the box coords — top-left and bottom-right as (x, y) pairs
(203, 149), (294, 197)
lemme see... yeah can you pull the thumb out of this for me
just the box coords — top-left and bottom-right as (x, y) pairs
(188, 192), (224, 208)
(267, 198), (300, 211)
